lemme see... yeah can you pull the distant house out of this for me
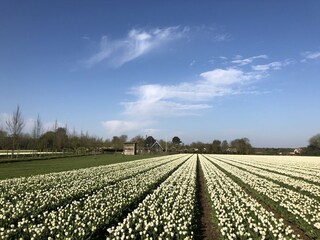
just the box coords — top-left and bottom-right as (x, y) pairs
(143, 136), (164, 154)
(294, 148), (302, 154)
(226, 147), (237, 154)
(289, 148), (302, 155)
(143, 139), (164, 154)
(148, 140), (164, 153)
(123, 142), (137, 155)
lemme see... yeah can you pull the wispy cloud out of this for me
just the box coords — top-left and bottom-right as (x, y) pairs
(84, 26), (186, 68)
(191, 25), (231, 42)
(214, 33), (231, 42)
(231, 55), (268, 66)
(252, 59), (293, 71)
(189, 60), (196, 66)
(101, 120), (154, 135)
(301, 51), (320, 62)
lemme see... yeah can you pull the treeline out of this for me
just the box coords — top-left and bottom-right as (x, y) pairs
(184, 138), (253, 154)
(0, 106), (252, 156)
(2, 106), (319, 156)
(0, 106), (105, 155)
(0, 127), (105, 154)
(0, 106), (253, 155)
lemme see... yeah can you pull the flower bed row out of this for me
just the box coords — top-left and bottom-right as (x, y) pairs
(0, 155), (184, 227)
(212, 155), (320, 198)
(0, 155), (190, 239)
(106, 154), (197, 240)
(216, 154), (320, 184)
(200, 155), (299, 240)
(205, 155), (320, 239)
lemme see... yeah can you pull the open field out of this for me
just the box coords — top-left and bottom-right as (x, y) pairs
(0, 154), (155, 180)
(0, 154), (320, 239)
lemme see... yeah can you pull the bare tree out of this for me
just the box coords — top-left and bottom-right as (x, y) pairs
(32, 114), (43, 139)
(6, 105), (25, 157)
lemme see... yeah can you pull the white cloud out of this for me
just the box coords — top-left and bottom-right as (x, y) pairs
(200, 68), (261, 85)
(252, 59), (293, 72)
(301, 51), (320, 62)
(85, 26), (186, 68)
(102, 54), (291, 135)
(231, 55), (268, 66)
(121, 68), (263, 121)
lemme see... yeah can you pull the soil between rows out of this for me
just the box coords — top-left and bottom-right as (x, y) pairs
(194, 157), (219, 239)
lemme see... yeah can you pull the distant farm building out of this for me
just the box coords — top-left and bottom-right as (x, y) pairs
(147, 140), (164, 153)
(123, 142), (137, 155)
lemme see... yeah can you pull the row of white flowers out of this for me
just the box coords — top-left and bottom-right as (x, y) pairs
(106, 154), (197, 240)
(0, 154), (190, 239)
(205, 155), (320, 233)
(200, 155), (299, 240)
(0, 154), (184, 227)
(212, 155), (320, 198)
(216, 154), (320, 183)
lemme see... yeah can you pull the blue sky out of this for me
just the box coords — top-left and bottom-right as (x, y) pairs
(1, 1), (320, 147)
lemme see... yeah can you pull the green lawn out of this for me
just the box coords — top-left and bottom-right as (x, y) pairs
(0, 154), (155, 180)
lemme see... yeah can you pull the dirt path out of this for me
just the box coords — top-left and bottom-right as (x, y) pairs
(194, 156), (219, 239)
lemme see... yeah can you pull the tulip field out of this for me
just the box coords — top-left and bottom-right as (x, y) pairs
(1, 154), (320, 239)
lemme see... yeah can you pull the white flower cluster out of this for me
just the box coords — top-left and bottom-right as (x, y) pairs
(106, 154), (197, 240)
(0, 154), (179, 225)
(218, 154), (320, 184)
(205, 155), (320, 233)
(0, 154), (190, 239)
(199, 155), (299, 239)
(212, 155), (320, 198)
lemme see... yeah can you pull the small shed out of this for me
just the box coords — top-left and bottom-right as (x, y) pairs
(123, 142), (137, 155)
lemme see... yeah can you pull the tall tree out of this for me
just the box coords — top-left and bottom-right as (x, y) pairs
(303, 133), (320, 155)
(230, 138), (252, 154)
(172, 136), (182, 145)
(221, 140), (229, 153)
(212, 140), (222, 153)
(111, 135), (128, 149)
(0, 129), (8, 150)
(309, 133), (320, 149)
(6, 105), (25, 157)
(55, 127), (68, 151)
(130, 135), (145, 151)
(32, 114), (43, 139)
(40, 131), (55, 150)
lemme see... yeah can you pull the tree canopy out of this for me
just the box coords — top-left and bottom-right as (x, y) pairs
(172, 136), (182, 145)
(230, 138), (253, 154)
(145, 136), (156, 148)
(303, 133), (320, 155)
(309, 134), (320, 148)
